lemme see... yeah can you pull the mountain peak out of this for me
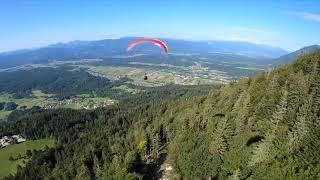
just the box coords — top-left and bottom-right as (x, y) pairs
(273, 44), (320, 65)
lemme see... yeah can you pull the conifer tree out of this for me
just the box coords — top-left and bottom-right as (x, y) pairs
(249, 86), (288, 166)
(209, 117), (232, 157)
(75, 164), (91, 180)
(288, 98), (311, 153)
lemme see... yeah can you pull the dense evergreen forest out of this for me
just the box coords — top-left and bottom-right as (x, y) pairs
(0, 66), (132, 98)
(1, 50), (320, 179)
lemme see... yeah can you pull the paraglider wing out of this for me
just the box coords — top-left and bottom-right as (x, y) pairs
(127, 38), (169, 53)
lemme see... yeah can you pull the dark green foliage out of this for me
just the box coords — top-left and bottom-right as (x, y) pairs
(7, 106), (44, 122)
(0, 102), (5, 110)
(0, 67), (120, 98)
(26, 150), (32, 158)
(8, 156), (14, 161)
(5, 102), (18, 111)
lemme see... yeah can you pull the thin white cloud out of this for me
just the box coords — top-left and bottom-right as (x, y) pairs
(301, 12), (320, 22)
(288, 11), (320, 22)
(233, 27), (272, 34)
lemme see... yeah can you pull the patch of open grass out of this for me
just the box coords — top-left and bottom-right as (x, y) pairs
(0, 90), (56, 109)
(0, 91), (58, 122)
(112, 85), (141, 94)
(0, 139), (55, 179)
(0, 111), (11, 122)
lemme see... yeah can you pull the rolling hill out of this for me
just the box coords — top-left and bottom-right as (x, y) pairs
(273, 45), (320, 65)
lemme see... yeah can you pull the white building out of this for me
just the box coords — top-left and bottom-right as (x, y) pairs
(0, 135), (26, 148)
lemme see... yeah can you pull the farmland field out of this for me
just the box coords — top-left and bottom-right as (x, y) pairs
(0, 90), (57, 121)
(81, 64), (231, 87)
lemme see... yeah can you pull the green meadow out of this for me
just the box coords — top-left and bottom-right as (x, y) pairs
(0, 139), (55, 179)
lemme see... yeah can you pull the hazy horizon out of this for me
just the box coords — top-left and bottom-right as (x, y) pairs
(1, 0), (320, 52)
(0, 36), (299, 54)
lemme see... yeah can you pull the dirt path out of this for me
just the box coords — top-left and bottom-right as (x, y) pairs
(158, 159), (173, 180)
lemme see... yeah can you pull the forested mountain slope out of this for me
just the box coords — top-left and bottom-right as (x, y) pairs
(2, 50), (320, 179)
(166, 50), (320, 179)
(274, 45), (320, 65)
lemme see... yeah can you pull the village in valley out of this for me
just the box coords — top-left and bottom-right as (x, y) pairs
(0, 90), (118, 121)
(43, 97), (116, 110)
(0, 135), (26, 148)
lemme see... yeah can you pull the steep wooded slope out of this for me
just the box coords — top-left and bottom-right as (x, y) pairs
(165, 50), (320, 179)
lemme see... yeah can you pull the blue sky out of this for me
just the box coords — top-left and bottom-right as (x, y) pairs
(1, 0), (320, 52)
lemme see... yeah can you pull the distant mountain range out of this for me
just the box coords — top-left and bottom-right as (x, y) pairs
(156, 38), (287, 58)
(273, 45), (320, 65)
(0, 37), (287, 68)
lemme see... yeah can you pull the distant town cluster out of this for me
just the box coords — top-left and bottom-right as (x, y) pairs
(44, 97), (112, 110)
(0, 135), (26, 148)
(44, 98), (82, 109)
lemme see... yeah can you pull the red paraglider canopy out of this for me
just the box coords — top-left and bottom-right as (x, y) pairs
(127, 38), (169, 53)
